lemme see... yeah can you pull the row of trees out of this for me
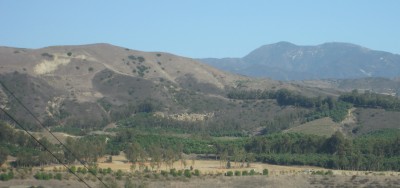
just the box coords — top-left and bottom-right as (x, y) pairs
(117, 113), (247, 137)
(227, 89), (352, 122)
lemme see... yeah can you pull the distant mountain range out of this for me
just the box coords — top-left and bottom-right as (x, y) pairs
(199, 42), (400, 80)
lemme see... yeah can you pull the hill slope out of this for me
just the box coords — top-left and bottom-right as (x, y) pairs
(199, 42), (400, 80)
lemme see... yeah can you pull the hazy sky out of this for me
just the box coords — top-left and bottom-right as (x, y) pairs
(1, 0), (399, 58)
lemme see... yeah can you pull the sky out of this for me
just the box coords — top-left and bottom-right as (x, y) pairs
(1, 0), (399, 58)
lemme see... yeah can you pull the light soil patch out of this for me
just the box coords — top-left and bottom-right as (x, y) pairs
(341, 107), (357, 125)
(34, 55), (71, 75)
(31, 131), (80, 144)
(285, 117), (340, 137)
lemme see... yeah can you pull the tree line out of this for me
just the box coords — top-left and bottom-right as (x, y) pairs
(339, 90), (400, 111)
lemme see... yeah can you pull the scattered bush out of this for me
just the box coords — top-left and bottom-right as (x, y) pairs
(137, 56), (145, 63)
(41, 52), (54, 59)
(67, 52), (72, 56)
(128, 55), (136, 60)
(226, 171), (233, 176)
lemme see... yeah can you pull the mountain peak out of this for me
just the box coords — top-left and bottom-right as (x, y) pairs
(273, 41), (297, 46)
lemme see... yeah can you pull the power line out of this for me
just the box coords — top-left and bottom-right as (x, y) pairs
(0, 81), (108, 188)
(0, 107), (92, 188)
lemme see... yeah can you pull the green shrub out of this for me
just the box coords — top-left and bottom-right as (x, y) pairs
(161, 170), (168, 177)
(55, 173), (62, 180)
(242, 170), (249, 176)
(115, 170), (123, 180)
(194, 169), (200, 176)
(89, 166), (98, 175)
(184, 169), (191, 178)
(249, 169), (256, 175)
(226, 171), (233, 176)
(106, 167), (112, 174)
(170, 168), (177, 177)
(0, 171), (14, 181)
(312, 170), (325, 175)
(325, 170), (333, 176)
(263, 169), (269, 176)
(177, 170), (183, 176)
(34, 172), (53, 180)
(81, 168), (87, 174)
(234, 170), (241, 176)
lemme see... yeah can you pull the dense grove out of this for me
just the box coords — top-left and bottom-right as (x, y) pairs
(247, 131), (400, 171)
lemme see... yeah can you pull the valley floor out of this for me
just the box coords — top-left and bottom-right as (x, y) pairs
(2, 157), (399, 188)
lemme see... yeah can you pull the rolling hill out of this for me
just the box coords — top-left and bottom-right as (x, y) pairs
(0, 43), (309, 135)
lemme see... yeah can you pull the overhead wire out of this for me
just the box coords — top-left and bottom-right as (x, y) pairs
(0, 80), (109, 188)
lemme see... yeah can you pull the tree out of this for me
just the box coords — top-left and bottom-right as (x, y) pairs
(325, 131), (346, 155)
(220, 150), (228, 168)
(263, 168), (269, 175)
(0, 148), (7, 167)
(226, 160), (231, 169)
(137, 101), (154, 113)
(125, 142), (143, 164)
